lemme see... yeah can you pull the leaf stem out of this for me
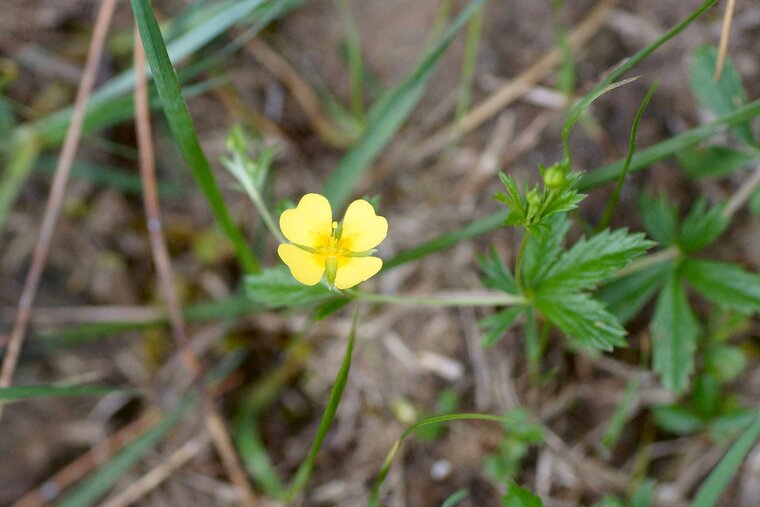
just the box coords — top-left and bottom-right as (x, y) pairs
(514, 230), (530, 292)
(348, 290), (526, 307)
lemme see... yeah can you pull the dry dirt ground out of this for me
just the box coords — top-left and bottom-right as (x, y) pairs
(1, 0), (760, 506)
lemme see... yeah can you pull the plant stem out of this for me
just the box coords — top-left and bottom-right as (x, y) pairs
(514, 230), (530, 292)
(348, 290), (526, 307)
(613, 246), (680, 278)
(246, 182), (286, 244)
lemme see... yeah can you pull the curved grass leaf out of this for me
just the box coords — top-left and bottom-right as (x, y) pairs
(693, 412), (760, 507)
(579, 97), (760, 190)
(369, 413), (516, 507)
(441, 488), (470, 507)
(131, 0), (259, 273)
(323, 0), (487, 209)
(285, 308), (359, 501)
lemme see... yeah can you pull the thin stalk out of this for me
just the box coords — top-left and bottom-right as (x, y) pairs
(0, 0), (118, 420)
(613, 247), (680, 279)
(596, 81), (658, 231)
(348, 290), (526, 307)
(133, 29), (258, 507)
(331, 0), (364, 121)
(514, 230), (530, 292)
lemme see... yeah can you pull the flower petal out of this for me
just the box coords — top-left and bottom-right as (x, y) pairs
(278, 244), (325, 286)
(334, 256), (382, 289)
(280, 193), (332, 247)
(341, 199), (388, 252)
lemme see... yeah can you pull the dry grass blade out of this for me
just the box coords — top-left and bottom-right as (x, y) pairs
(97, 434), (211, 507)
(0, 0), (118, 420)
(133, 27), (258, 507)
(714, 0), (737, 80)
(10, 410), (162, 507)
(405, 0), (616, 167)
(245, 37), (354, 147)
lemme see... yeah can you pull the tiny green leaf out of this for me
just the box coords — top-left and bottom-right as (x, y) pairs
(689, 44), (755, 147)
(705, 345), (746, 383)
(651, 272), (699, 392)
(495, 172), (528, 226)
(534, 292), (627, 351)
(478, 248), (518, 294)
(682, 259), (760, 314)
(678, 198), (728, 253)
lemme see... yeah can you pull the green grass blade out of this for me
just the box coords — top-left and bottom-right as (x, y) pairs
(693, 412), (760, 507)
(0, 384), (135, 401)
(285, 308), (359, 500)
(580, 97), (760, 190)
(383, 209), (507, 270)
(450, 4), (484, 142)
(369, 413), (514, 506)
(596, 81), (658, 230)
(0, 128), (40, 230)
(53, 398), (193, 507)
(332, 0), (365, 121)
(32, 0), (295, 147)
(441, 488), (470, 507)
(131, 0), (259, 273)
(323, 0), (487, 209)
(562, 0), (718, 168)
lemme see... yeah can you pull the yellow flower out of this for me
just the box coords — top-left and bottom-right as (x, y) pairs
(277, 193), (387, 290)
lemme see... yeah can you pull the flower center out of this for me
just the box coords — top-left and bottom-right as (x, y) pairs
(316, 221), (351, 257)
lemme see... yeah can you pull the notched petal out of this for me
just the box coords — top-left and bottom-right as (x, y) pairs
(334, 256), (383, 290)
(278, 244), (325, 286)
(341, 199), (388, 252)
(280, 193), (332, 247)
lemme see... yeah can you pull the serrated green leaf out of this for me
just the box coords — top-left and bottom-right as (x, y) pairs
(689, 44), (755, 146)
(245, 267), (336, 308)
(522, 214), (570, 290)
(682, 259), (760, 314)
(596, 261), (672, 324)
(495, 172), (528, 226)
(478, 248), (517, 294)
(651, 272), (699, 392)
(652, 404), (703, 434)
(479, 307), (524, 347)
(639, 192), (678, 247)
(534, 292), (627, 351)
(678, 145), (758, 179)
(537, 229), (654, 293)
(678, 198), (729, 253)
(535, 172), (585, 220)
(501, 480), (544, 507)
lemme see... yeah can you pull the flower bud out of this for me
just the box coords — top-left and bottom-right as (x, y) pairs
(543, 166), (565, 189)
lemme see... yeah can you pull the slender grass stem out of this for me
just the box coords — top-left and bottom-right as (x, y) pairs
(348, 290), (526, 307)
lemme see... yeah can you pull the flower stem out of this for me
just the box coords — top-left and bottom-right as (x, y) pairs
(347, 290), (526, 307)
